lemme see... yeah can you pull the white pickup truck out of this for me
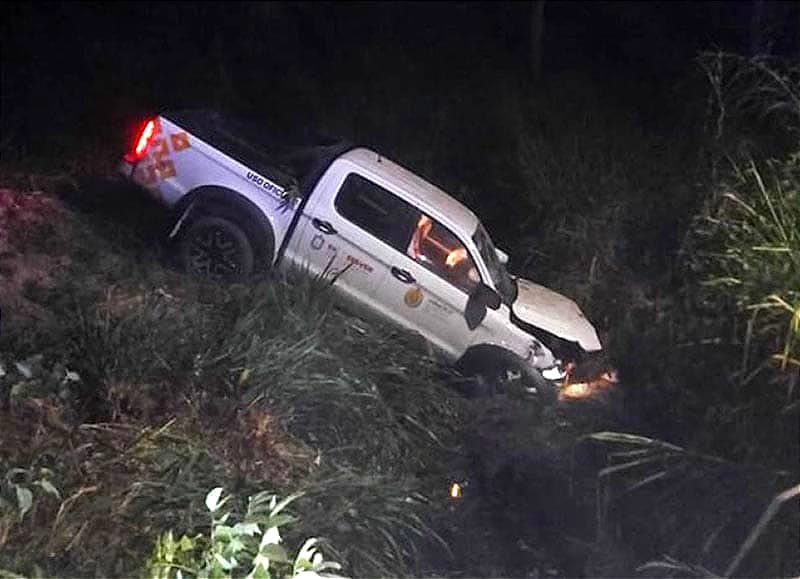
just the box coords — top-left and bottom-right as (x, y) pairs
(119, 110), (608, 398)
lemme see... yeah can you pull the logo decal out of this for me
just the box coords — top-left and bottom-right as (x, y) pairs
(404, 287), (424, 308)
(246, 171), (287, 199)
(310, 234), (324, 250)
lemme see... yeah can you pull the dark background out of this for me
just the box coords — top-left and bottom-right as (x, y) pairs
(3, 1), (798, 149)
(3, 1), (797, 260)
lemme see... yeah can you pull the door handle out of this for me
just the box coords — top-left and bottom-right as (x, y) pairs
(312, 218), (337, 235)
(390, 266), (416, 284)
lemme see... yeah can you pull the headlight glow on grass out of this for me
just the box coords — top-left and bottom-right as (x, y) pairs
(558, 369), (618, 400)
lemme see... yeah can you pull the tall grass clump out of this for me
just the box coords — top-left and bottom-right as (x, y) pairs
(579, 53), (800, 579)
(689, 155), (799, 382)
(689, 52), (799, 395)
(0, 189), (466, 577)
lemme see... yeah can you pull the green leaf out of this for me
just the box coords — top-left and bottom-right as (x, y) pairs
(214, 553), (234, 571)
(248, 562), (271, 579)
(178, 535), (196, 551)
(15, 486), (33, 518)
(36, 479), (60, 499)
(206, 487), (226, 513)
(214, 525), (235, 541)
(269, 493), (302, 517)
(624, 470), (669, 493)
(232, 522), (261, 537)
(259, 543), (289, 564)
(598, 454), (671, 477)
(227, 538), (246, 555)
(588, 431), (685, 452)
(264, 514), (296, 529)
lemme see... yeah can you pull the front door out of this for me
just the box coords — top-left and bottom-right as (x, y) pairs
(376, 212), (497, 360)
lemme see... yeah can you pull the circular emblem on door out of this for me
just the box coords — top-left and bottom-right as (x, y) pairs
(404, 287), (424, 308)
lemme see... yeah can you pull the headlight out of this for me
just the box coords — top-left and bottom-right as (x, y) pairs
(541, 365), (566, 381)
(526, 339), (556, 369)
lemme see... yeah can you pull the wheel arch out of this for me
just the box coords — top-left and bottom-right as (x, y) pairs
(172, 185), (276, 268)
(455, 343), (525, 376)
(456, 343), (554, 400)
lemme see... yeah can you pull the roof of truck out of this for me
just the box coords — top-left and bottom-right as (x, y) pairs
(341, 147), (480, 234)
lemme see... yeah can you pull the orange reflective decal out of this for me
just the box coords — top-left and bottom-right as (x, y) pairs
(137, 164), (157, 184)
(156, 159), (176, 179)
(170, 132), (190, 151)
(150, 138), (170, 161)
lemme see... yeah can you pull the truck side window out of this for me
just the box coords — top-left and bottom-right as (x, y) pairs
(335, 173), (417, 252)
(407, 214), (481, 294)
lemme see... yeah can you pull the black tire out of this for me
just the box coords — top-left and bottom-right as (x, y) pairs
(179, 216), (255, 281)
(457, 349), (558, 403)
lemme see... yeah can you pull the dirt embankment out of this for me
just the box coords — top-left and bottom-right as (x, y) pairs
(0, 189), (71, 330)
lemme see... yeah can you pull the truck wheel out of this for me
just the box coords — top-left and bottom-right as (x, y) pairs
(457, 350), (557, 403)
(486, 363), (557, 403)
(179, 216), (255, 281)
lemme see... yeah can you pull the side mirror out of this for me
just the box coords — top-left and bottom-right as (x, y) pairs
(495, 248), (509, 265)
(477, 282), (501, 310)
(465, 283), (502, 330)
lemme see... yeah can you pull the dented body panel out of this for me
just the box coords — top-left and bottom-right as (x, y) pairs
(512, 279), (602, 352)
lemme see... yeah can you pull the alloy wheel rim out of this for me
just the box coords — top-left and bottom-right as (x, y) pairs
(188, 225), (243, 278)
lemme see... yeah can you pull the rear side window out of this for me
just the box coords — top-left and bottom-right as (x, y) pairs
(335, 173), (418, 251)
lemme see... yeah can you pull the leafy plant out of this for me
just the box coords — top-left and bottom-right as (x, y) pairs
(0, 465), (60, 547)
(688, 152), (800, 385)
(145, 487), (346, 579)
(0, 468), (60, 522)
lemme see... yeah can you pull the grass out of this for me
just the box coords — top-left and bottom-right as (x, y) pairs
(0, 182), (473, 577)
(689, 155), (800, 378)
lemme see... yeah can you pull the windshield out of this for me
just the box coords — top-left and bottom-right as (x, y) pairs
(473, 224), (515, 304)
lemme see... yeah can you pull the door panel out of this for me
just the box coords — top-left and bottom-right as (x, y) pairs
(376, 218), (496, 360)
(288, 169), (417, 319)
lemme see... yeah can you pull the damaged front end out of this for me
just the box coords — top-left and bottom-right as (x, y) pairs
(509, 283), (618, 401)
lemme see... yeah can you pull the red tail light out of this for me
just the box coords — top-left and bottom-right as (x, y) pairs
(124, 118), (157, 163)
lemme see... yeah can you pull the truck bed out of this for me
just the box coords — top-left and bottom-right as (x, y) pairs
(163, 110), (352, 197)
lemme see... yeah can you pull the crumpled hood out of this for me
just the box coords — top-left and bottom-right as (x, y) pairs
(512, 278), (602, 352)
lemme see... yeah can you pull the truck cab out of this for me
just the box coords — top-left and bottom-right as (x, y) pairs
(281, 148), (602, 388)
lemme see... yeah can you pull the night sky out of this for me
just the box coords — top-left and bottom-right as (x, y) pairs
(3, 1), (798, 156)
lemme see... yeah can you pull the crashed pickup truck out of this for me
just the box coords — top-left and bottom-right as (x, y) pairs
(119, 110), (610, 398)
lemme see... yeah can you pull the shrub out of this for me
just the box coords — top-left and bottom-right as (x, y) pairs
(146, 487), (346, 579)
(688, 154), (799, 380)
